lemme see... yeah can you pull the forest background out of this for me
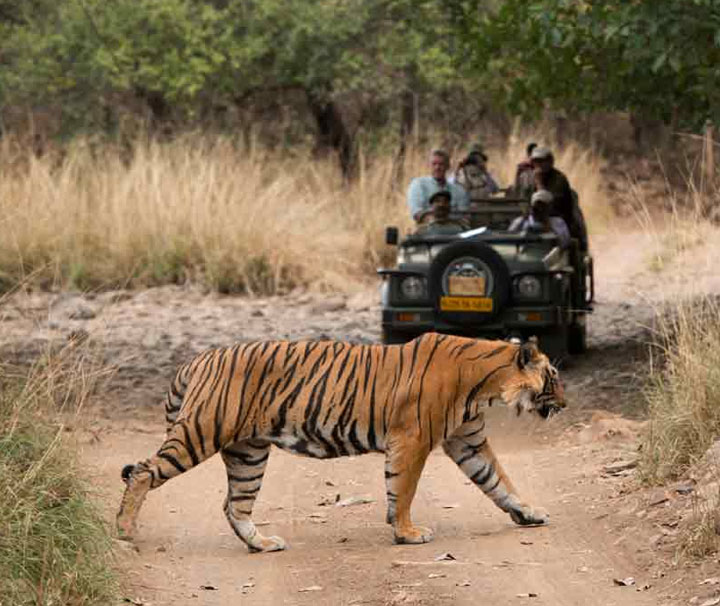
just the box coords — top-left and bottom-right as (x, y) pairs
(2, 0), (719, 175)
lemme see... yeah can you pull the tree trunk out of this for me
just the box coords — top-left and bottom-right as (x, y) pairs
(135, 86), (172, 134)
(392, 87), (416, 189)
(305, 89), (355, 180)
(630, 112), (668, 153)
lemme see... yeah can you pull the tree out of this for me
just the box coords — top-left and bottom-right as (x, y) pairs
(464, 0), (720, 135)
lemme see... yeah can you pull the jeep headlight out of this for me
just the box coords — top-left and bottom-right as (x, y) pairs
(400, 276), (426, 300)
(516, 275), (542, 298)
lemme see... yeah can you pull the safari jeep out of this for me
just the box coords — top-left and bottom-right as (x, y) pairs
(378, 198), (594, 360)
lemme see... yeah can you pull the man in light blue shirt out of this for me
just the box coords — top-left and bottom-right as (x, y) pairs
(407, 149), (470, 222)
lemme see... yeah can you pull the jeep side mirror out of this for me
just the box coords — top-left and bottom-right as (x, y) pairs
(385, 226), (399, 246)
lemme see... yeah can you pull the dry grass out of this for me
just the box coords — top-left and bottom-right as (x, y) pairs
(628, 167), (720, 557)
(679, 485), (720, 559)
(0, 132), (609, 294)
(630, 172), (716, 273)
(640, 297), (720, 483)
(0, 345), (117, 605)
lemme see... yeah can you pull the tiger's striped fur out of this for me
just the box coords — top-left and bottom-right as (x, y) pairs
(117, 333), (564, 550)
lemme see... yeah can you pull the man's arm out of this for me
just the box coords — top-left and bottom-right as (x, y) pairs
(451, 183), (470, 211)
(550, 217), (571, 248)
(407, 178), (427, 221)
(508, 216), (524, 232)
(559, 174), (575, 219)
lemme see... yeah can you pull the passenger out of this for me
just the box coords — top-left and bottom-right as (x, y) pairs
(452, 143), (500, 203)
(512, 142), (537, 199)
(416, 190), (469, 235)
(529, 146), (587, 251)
(407, 149), (469, 223)
(509, 190), (571, 248)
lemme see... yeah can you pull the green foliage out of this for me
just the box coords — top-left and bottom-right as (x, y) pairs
(3, 0), (718, 140)
(0, 0), (465, 135)
(470, 0), (720, 129)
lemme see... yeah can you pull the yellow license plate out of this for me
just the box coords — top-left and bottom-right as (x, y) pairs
(440, 296), (493, 312)
(448, 275), (486, 295)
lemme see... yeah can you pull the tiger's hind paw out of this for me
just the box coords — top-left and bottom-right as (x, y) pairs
(393, 525), (434, 545)
(509, 505), (549, 526)
(116, 516), (137, 541)
(248, 535), (286, 553)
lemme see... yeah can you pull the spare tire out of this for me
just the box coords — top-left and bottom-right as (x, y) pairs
(428, 241), (510, 326)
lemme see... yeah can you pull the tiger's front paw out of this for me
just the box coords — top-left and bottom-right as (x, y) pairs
(248, 535), (287, 553)
(509, 505), (549, 526)
(394, 525), (434, 545)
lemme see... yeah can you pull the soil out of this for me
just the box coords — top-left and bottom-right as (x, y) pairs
(2, 226), (719, 605)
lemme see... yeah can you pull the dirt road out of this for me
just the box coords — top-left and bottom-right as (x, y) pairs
(3, 228), (715, 605)
(84, 409), (655, 606)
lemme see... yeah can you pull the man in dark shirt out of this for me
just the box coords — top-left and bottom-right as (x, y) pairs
(513, 142), (537, 198)
(529, 146), (587, 251)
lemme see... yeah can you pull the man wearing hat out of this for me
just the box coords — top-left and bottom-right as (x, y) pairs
(407, 149), (470, 223)
(529, 146), (587, 251)
(416, 190), (469, 235)
(509, 189), (570, 248)
(452, 143), (500, 203)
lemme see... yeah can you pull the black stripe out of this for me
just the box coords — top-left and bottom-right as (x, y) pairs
(348, 419), (368, 454)
(415, 337), (442, 427)
(179, 422), (199, 466)
(463, 426), (485, 438)
(366, 351), (379, 451)
(182, 350), (219, 409)
(271, 379), (305, 437)
(462, 363), (513, 421)
(321, 346), (354, 425)
(485, 475), (501, 493)
(229, 495), (256, 502)
(233, 342), (263, 431)
(232, 485), (261, 495)
(471, 464), (493, 485)
(210, 351), (233, 453)
(465, 345), (507, 361)
(157, 452), (186, 473)
(227, 471), (265, 483)
(252, 345), (281, 409)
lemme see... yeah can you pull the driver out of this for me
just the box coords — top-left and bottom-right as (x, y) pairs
(509, 189), (570, 248)
(416, 190), (469, 235)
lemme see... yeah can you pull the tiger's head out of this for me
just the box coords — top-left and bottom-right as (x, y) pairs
(501, 338), (566, 418)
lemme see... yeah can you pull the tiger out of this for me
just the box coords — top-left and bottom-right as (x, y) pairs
(116, 332), (565, 551)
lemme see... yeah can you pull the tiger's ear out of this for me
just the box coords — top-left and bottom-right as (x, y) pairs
(516, 337), (540, 370)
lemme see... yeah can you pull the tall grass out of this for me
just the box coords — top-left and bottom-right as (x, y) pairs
(0, 133), (608, 294)
(0, 349), (116, 605)
(634, 179), (720, 483)
(640, 298), (720, 483)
